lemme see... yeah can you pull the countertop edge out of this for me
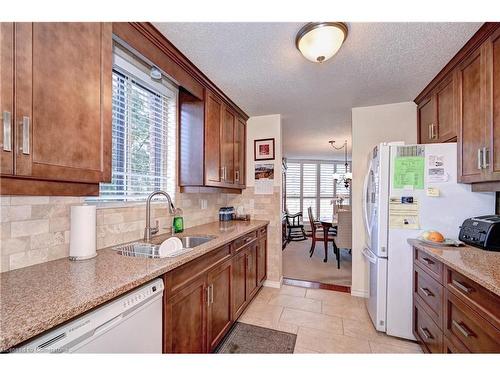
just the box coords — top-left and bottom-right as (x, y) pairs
(0, 220), (269, 352)
(407, 239), (499, 296)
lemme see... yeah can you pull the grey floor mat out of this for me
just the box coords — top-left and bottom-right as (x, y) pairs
(215, 322), (296, 354)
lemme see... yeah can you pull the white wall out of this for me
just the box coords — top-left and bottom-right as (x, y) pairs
(246, 114), (282, 188)
(351, 102), (417, 297)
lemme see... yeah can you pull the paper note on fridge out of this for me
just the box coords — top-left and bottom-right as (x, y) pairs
(427, 154), (449, 183)
(389, 198), (420, 229)
(393, 156), (425, 189)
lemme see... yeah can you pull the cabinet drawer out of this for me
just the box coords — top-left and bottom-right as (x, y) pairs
(166, 245), (231, 297)
(233, 231), (257, 253)
(257, 226), (267, 238)
(414, 301), (443, 353)
(414, 264), (444, 328)
(446, 267), (500, 328)
(444, 289), (500, 353)
(414, 248), (443, 283)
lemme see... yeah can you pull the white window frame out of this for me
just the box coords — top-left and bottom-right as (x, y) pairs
(285, 159), (352, 219)
(87, 44), (178, 206)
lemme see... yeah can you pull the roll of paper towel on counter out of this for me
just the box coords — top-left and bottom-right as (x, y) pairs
(69, 205), (97, 260)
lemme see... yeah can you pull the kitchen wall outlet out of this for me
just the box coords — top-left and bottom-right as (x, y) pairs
(200, 199), (208, 210)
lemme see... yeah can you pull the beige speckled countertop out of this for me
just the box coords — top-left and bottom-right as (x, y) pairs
(0, 220), (269, 352)
(408, 239), (500, 295)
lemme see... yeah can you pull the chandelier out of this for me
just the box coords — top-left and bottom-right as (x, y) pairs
(329, 140), (352, 189)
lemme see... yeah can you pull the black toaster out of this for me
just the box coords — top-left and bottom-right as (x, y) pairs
(459, 215), (500, 251)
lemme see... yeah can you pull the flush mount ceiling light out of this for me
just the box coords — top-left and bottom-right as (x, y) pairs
(295, 22), (348, 63)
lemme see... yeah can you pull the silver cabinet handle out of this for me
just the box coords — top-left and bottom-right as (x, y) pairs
(482, 147), (490, 169)
(422, 257), (435, 265)
(206, 286), (211, 305)
(21, 116), (30, 155)
(2, 111), (12, 152)
(452, 280), (473, 294)
(419, 327), (433, 340)
(477, 148), (483, 170)
(428, 124), (432, 140)
(433, 124), (438, 139)
(210, 284), (214, 304)
(235, 170), (240, 182)
(419, 287), (434, 297)
(452, 320), (474, 338)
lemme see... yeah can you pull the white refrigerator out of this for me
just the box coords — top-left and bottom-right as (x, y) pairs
(361, 142), (495, 340)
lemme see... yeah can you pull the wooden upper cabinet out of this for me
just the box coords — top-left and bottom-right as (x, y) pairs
(234, 117), (246, 187)
(457, 47), (485, 183)
(483, 28), (500, 181)
(436, 77), (456, 142)
(221, 105), (235, 185)
(22, 23), (112, 182)
(0, 23), (14, 176)
(417, 77), (456, 144)
(204, 90), (223, 186)
(1, 22), (112, 195)
(418, 97), (435, 144)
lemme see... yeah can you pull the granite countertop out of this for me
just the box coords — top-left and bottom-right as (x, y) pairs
(0, 220), (269, 352)
(408, 239), (500, 295)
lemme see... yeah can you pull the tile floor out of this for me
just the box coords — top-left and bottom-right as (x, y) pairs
(237, 285), (423, 354)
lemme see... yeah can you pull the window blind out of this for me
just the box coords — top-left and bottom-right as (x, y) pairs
(93, 66), (177, 202)
(285, 159), (351, 219)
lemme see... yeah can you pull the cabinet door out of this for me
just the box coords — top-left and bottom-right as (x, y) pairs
(0, 23), (14, 175)
(457, 47), (486, 183)
(246, 244), (259, 299)
(205, 90), (222, 185)
(418, 96), (436, 144)
(257, 236), (267, 286)
(234, 117), (246, 187)
(207, 259), (232, 351)
(221, 105), (235, 185)
(484, 28), (500, 181)
(164, 275), (207, 353)
(232, 249), (247, 319)
(14, 23), (112, 182)
(435, 77), (456, 142)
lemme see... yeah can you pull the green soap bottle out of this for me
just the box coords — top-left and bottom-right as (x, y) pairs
(173, 208), (184, 233)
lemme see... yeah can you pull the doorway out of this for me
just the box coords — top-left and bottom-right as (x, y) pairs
(282, 159), (353, 289)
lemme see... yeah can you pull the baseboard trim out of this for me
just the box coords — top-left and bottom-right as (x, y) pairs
(351, 289), (369, 298)
(263, 277), (283, 289)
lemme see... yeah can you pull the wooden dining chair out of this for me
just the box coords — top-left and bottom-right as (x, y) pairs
(307, 207), (338, 262)
(285, 210), (307, 242)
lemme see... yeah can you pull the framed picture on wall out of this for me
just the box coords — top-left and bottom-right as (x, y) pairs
(254, 138), (275, 161)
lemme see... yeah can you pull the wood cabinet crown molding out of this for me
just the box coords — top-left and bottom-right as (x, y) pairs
(415, 23), (499, 104)
(118, 22), (249, 121)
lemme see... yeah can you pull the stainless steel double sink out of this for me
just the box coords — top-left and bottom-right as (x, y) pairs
(113, 235), (216, 258)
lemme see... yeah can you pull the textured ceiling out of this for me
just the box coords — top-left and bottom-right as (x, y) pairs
(154, 22), (482, 159)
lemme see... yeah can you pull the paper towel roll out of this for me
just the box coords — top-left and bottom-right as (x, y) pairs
(69, 205), (97, 261)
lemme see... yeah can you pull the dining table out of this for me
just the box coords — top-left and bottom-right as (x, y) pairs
(319, 217), (338, 263)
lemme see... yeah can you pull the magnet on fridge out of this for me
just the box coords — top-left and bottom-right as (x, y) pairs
(426, 187), (440, 197)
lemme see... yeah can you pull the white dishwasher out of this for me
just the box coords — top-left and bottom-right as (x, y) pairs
(20, 278), (164, 353)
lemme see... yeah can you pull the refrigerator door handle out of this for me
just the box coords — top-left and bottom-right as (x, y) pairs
(362, 247), (377, 264)
(362, 161), (372, 237)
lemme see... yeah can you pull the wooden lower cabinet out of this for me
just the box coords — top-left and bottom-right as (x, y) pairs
(246, 244), (259, 300)
(412, 247), (500, 353)
(232, 249), (248, 319)
(164, 275), (207, 353)
(163, 227), (268, 353)
(207, 259), (233, 351)
(257, 235), (267, 285)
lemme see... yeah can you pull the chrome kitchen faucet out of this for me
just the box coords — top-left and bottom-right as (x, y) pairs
(144, 190), (175, 242)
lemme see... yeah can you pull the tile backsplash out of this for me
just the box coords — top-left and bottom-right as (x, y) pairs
(0, 191), (225, 272)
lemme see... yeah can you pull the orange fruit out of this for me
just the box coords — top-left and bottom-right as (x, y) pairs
(427, 231), (445, 243)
